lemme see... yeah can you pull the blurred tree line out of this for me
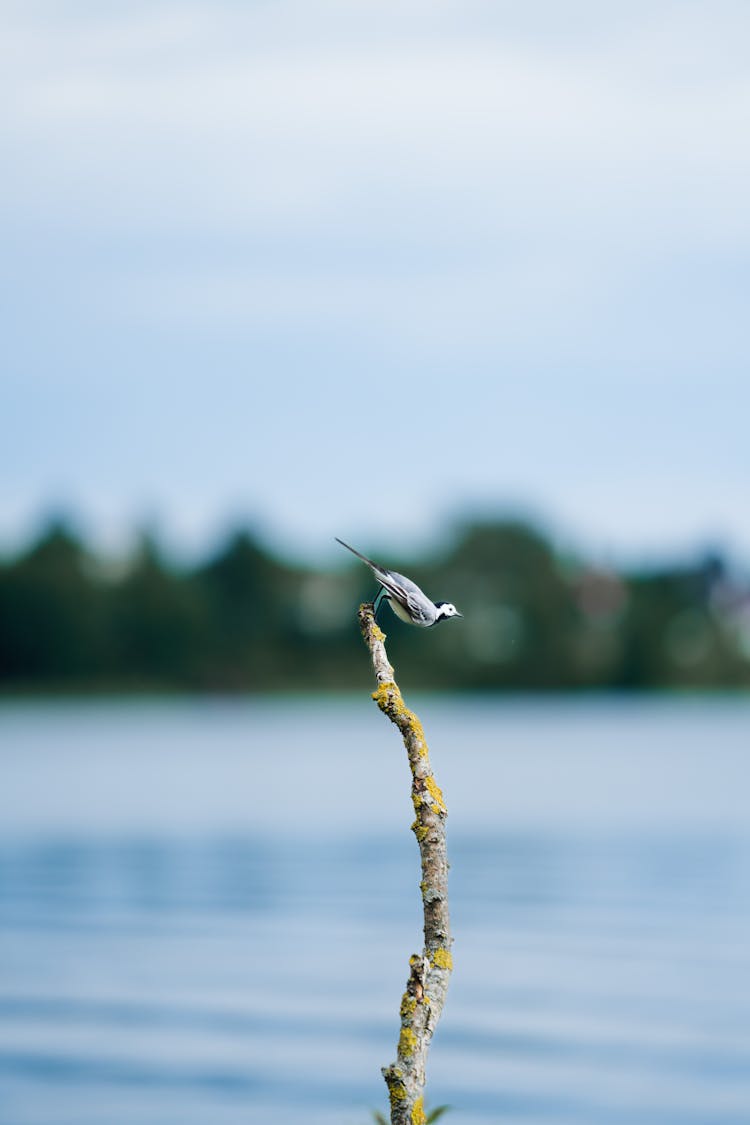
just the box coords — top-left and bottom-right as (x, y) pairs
(1, 518), (749, 693)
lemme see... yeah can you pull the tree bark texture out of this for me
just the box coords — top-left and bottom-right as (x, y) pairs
(357, 603), (453, 1125)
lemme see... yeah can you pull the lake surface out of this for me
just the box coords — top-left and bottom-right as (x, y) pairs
(1, 695), (749, 1124)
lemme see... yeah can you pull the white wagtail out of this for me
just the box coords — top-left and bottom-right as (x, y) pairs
(335, 538), (463, 627)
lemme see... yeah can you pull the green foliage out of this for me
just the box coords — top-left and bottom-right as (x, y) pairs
(0, 522), (105, 684)
(1, 518), (748, 692)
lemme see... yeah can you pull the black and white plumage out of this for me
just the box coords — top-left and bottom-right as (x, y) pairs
(335, 538), (463, 627)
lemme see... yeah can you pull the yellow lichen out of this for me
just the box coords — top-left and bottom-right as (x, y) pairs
(387, 1084), (407, 1109)
(411, 1096), (426, 1125)
(412, 822), (428, 842)
(431, 947), (453, 971)
(398, 1027), (418, 1058)
(424, 775), (446, 814)
(371, 680), (396, 705)
(385, 1069), (406, 1106)
(407, 715), (428, 754)
(400, 993), (417, 1019)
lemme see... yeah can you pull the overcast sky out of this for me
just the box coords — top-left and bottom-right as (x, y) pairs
(2, 1), (748, 564)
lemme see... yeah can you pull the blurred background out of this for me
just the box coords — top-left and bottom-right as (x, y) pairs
(1, 2), (749, 1123)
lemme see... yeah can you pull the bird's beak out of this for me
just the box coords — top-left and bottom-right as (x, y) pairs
(455, 610), (464, 618)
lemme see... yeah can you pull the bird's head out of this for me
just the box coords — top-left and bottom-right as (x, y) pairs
(434, 601), (463, 623)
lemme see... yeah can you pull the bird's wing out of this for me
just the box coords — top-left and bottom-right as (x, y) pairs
(374, 567), (411, 601)
(335, 540), (435, 625)
(380, 570), (435, 625)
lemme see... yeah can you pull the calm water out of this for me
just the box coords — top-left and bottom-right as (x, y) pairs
(1, 695), (749, 1125)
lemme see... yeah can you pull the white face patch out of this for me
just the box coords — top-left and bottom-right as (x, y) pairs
(439, 603), (461, 618)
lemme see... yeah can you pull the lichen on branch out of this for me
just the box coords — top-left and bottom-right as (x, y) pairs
(357, 603), (453, 1125)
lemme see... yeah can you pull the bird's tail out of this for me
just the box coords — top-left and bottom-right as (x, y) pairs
(334, 537), (382, 571)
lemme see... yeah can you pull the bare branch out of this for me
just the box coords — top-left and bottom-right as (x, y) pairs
(358, 603), (453, 1125)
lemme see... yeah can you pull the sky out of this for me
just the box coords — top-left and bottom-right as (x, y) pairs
(2, 1), (749, 566)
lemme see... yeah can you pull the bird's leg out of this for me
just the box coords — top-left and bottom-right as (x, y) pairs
(373, 586), (387, 620)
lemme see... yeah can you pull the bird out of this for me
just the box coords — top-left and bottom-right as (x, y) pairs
(335, 538), (463, 627)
